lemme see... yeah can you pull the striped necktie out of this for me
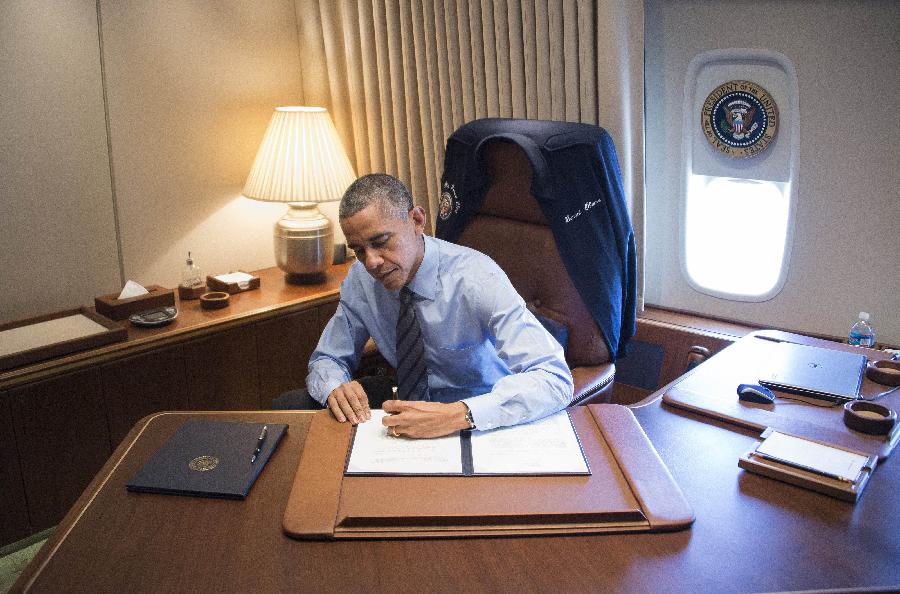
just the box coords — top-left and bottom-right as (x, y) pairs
(396, 285), (429, 401)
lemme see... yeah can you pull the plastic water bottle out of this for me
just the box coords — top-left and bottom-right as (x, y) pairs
(848, 312), (875, 347)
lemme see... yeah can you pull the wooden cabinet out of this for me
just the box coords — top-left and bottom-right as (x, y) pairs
(9, 368), (112, 532)
(611, 309), (753, 405)
(316, 300), (339, 336)
(0, 393), (31, 544)
(184, 325), (260, 410)
(0, 264), (347, 547)
(255, 308), (319, 409)
(101, 345), (188, 447)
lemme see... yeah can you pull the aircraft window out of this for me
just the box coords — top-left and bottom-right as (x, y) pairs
(684, 174), (790, 300)
(677, 49), (799, 303)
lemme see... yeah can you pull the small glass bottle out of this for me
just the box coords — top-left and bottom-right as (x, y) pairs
(848, 312), (875, 348)
(178, 251), (205, 299)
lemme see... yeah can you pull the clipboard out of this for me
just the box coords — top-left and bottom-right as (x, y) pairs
(738, 427), (877, 502)
(282, 404), (694, 539)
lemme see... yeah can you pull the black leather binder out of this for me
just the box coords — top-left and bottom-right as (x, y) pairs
(127, 419), (287, 499)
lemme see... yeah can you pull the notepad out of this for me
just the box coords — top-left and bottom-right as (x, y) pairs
(345, 410), (590, 476)
(754, 430), (869, 483)
(739, 428), (878, 502)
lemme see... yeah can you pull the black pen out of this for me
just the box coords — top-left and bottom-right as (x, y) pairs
(754, 334), (785, 343)
(250, 425), (268, 463)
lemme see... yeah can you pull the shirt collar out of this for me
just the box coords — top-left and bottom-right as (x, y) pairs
(406, 234), (438, 301)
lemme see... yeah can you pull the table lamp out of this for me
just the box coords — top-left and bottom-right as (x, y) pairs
(242, 106), (356, 283)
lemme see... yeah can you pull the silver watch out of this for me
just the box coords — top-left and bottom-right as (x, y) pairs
(464, 405), (476, 430)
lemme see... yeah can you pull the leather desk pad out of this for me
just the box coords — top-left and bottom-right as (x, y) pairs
(282, 404), (694, 539)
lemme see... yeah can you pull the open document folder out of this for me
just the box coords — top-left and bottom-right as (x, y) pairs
(346, 410), (590, 476)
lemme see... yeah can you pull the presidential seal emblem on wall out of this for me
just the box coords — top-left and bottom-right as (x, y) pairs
(188, 455), (219, 472)
(701, 80), (778, 157)
(439, 181), (459, 220)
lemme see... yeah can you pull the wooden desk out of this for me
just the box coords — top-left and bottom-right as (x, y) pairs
(0, 265), (348, 546)
(12, 332), (900, 592)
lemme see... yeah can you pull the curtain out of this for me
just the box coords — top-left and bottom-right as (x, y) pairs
(296, 0), (644, 306)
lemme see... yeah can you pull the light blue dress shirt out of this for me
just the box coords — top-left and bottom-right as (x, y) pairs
(306, 235), (574, 430)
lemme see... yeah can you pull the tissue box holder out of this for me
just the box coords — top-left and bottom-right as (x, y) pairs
(206, 273), (261, 295)
(94, 285), (176, 320)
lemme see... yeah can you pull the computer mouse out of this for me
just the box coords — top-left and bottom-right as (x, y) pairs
(737, 383), (776, 405)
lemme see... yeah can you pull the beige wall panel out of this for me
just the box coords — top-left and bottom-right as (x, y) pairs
(0, 1), (120, 324)
(644, 0), (900, 345)
(596, 0), (644, 309)
(99, 0), (306, 288)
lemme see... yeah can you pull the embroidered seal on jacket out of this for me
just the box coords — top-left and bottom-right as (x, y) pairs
(439, 181), (459, 220)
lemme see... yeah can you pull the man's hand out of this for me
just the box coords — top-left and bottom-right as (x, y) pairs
(382, 400), (470, 438)
(326, 381), (371, 425)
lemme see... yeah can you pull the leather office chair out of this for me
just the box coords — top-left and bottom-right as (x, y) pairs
(453, 140), (615, 404)
(353, 141), (616, 404)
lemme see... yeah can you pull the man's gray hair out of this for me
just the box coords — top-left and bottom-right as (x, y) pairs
(339, 173), (413, 220)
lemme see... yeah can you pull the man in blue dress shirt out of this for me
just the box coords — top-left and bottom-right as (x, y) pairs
(306, 173), (573, 438)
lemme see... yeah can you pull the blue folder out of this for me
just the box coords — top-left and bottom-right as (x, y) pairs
(127, 419), (287, 499)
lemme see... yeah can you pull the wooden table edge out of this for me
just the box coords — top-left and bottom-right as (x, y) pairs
(11, 410), (317, 593)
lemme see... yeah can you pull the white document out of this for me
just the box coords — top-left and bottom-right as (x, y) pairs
(214, 272), (254, 289)
(471, 411), (589, 474)
(345, 409), (589, 476)
(346, 410), (463, 474)
(755, 431), (869, 482)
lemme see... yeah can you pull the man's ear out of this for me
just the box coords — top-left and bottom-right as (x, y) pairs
(410, 205), (427, 232)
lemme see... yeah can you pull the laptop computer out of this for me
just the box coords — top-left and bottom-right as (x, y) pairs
(759, 342), (866, 403)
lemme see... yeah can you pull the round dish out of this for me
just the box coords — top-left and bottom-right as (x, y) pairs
(200, 291), (230, 310)
(843, 400), (897, 436)
(128, 306), (178, 327)
(866, 359), (900, 387)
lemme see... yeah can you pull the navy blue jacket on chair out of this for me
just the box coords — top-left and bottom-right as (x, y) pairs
(435, 118), (636, 361)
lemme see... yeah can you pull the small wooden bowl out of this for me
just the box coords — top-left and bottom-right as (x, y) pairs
(843, 400), (897, 435)
(200, 291), (230, 310)
(866, 359), (900, 387)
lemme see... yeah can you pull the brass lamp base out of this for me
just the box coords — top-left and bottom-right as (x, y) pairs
(274, 203), (334, 284)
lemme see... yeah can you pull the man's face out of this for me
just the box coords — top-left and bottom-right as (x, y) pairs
(341, 202), (427, 291)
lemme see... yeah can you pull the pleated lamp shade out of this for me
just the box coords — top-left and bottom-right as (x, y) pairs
(242, 107), (356, 283)
(242, 106), (356, 203)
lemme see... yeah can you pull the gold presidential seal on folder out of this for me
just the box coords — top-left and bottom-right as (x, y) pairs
(701, 80), (778, 157)
(188, 455), (219, 472)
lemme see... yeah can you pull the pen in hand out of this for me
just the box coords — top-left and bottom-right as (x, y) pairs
(250, 425), (268, 463)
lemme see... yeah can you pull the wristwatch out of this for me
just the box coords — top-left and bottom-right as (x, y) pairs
(463, 403), (476, 430)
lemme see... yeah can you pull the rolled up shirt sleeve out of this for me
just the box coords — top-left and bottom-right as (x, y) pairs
(461, 270), (574, 431)
(306, 297), (370, 405)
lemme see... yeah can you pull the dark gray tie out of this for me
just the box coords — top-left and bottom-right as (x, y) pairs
(396, 285), (429, 401)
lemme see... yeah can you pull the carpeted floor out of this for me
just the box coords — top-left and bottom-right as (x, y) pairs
(0, 534), (48, 593)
